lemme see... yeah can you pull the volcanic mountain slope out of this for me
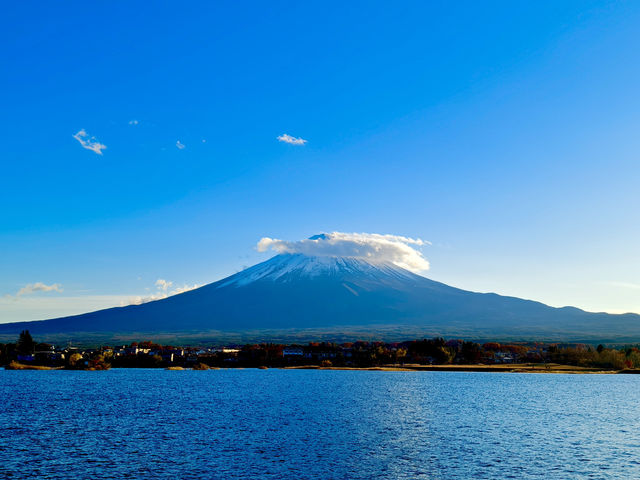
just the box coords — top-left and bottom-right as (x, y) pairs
(1, 253), (639, 341)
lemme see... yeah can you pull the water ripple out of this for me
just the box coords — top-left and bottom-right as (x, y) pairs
(0, 370), (639, 479)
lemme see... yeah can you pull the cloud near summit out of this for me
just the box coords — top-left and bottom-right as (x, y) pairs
(257, 232), (430, 272)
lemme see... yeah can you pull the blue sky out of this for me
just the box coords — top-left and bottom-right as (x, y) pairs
(2, 1), (640, 322)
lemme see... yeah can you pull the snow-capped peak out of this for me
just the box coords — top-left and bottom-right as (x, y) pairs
(218, 253), (420, 287)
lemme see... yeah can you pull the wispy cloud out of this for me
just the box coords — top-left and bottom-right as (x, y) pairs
(128, 119), (139, 125)
(606, 281), (640, 290)
(171, 284), (199, 295)
(73, 129), (106, 155)
(122, 278), (200, 306)
(277, 133), (307, 146)
(176, 140), (186, 150)
(5, 282), (63, 300)
(257, 232), (430, 272)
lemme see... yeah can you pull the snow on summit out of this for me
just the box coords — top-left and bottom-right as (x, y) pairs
(256, 232), (430, 272)
(219, 253), (420, 287)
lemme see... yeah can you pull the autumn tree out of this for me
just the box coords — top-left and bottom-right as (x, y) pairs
(68, 353), (83, 368)
(394, 348), (407, 365)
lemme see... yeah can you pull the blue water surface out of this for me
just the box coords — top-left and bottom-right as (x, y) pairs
(1, 369), (639, 479)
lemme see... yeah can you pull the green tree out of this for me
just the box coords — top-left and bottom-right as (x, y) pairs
(460, 341), (482, 364)
(17, 330), (35, 354)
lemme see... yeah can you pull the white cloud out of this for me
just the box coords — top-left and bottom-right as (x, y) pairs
(257, 232), (430, 272)
(176, 140), (185, 150)
(123, 278), (200, 306)
(73, 129), (106, 155)
(277, 133), (307, 146)
(6, 282), (64, 299)
(155, 278), (173, 292)
(606, 281), (640, 290)
(128, 119), (139, 125)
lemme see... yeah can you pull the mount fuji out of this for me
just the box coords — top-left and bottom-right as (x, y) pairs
(2, 253), (640, 343)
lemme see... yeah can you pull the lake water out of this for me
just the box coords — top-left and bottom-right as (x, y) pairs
(1, 369), (639, 479)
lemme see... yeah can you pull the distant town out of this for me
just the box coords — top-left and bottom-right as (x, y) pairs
(2, 330), (640, 373)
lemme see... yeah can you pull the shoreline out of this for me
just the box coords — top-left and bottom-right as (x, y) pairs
(282, 363), (625, 374)
(4, 362), (638, 374)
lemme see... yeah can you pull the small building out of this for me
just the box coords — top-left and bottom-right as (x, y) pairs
(283, 347), (304, 357)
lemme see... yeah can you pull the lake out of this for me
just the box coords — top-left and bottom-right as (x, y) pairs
(1, 369), (639, 479)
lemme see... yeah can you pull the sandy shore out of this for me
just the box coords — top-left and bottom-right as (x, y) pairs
(5, 361), (64, 370)
(283, 363), (623, 374)
(3, 362), (633, 374)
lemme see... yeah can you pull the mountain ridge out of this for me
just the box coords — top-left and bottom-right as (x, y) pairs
(1, 253), (639, 342)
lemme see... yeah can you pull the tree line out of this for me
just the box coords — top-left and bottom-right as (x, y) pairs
(3, 330), (640, 370)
